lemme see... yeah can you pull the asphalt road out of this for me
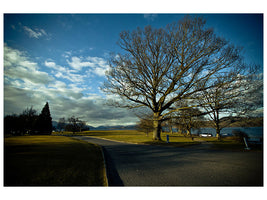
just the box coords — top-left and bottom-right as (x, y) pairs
(74, 136), (263, 186)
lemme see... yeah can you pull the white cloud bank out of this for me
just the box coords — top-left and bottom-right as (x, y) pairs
(4, 45), (137, 127)
(4, 45), (53, 85)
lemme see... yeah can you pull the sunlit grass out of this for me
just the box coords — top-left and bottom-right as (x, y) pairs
(52, 130), (262, 151)
(53, 130), (200, 147)
(4, 136), (106, 186)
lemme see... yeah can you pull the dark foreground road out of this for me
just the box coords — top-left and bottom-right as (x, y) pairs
(74, 136), (263, 186)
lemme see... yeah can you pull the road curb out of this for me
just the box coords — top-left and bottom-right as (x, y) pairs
(99, 146), (109, 187)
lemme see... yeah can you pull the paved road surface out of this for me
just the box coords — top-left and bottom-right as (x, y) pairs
(74, 136), (263, 186)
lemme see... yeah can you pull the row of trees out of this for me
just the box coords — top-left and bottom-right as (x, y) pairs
(102, 16), (262, 140)
(4, 102), (52, 135)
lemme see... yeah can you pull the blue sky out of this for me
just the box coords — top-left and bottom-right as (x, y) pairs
(3, 14), (263, 127)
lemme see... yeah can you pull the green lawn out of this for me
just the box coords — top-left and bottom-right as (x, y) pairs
(4, 136), (107, 186)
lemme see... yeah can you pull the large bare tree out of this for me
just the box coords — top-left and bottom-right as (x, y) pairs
(103, 16), (245, 140)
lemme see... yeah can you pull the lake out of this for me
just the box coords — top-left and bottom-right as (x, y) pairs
(191, 127), (263, 138)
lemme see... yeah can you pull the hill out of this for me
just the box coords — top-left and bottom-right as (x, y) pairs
(199, 117), (263, 128)
(225, 117), (263, 127)
(52, 121), (136, 131)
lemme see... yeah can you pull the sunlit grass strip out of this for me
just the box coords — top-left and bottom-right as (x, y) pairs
(4, 136), (106, 186)
(53, 130), (262, 150)
(54, 130), (201, 147)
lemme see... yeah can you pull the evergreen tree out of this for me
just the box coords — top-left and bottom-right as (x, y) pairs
(37, 102), (52, 135)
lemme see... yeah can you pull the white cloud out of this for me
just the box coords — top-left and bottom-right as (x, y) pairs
(45, 59), (86, 83)
(45, 60), (67, 73)
(44, 60), (57, 68)
(86, 56), (110, 76)
(67, 56), (110, 76)
(54, 70), (86, 83)
(23, 26), (48, 39)
(62, 51), (72, 58)
(67, 56), (94, 71)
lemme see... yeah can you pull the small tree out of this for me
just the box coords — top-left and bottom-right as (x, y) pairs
(170, 101), (204, 139)
(137, 117), (154, 136)
(162, 113), (176, 134)
(65, 116), (85, 134)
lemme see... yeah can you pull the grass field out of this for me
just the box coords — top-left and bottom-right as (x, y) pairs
(4, 136), (106, 186)
(53, 130), (262, 150)
(53, 130), (201, 146)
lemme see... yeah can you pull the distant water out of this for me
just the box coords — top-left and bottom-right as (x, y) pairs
(191, 127), (263, 138)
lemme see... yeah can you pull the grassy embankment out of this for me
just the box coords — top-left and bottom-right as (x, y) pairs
(53, 130), (262, 151)
(4, 136), (107, 186)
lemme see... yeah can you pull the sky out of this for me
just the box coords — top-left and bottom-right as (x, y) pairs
(3, 13), (263, 127)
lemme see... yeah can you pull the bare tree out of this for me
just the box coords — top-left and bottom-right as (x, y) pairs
(103, 16), (245, 140)
(177, 107), (203, 138)
(20, 106), (38, 135)
(65, 116), (86, 134)
(137, 117), (154, 136)
(162, 113), (176, 134)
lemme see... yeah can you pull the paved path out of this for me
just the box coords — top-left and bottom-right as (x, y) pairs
(74, 136), (263, 186)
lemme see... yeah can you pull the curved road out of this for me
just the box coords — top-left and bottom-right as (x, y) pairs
(74, 136), (263, 186)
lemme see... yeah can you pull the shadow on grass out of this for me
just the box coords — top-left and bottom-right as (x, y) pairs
(4, 136), (105, 186)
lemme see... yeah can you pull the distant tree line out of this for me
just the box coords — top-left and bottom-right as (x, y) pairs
(4, 102), (52, 136)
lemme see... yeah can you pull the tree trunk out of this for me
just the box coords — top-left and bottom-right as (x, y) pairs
(153, 113), (162, 140)
(186, 129), (190, 136)
(215, 110), (221, 140)
(169, 125), (173, 134)
(186, 128), (194, 140)
(215, 126), (221, 140)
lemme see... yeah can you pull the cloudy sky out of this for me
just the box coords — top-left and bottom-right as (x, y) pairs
(3, 14), (263, 127)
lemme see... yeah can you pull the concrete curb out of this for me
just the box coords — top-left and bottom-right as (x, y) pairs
(99, 146), (109, 187)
